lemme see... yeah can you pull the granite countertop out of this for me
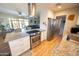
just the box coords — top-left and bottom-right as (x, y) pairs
(25, 29), (46, 32)
(4, 29), (46, 42)
(4, 31), (29, 42)
(52, 40), (79, 56)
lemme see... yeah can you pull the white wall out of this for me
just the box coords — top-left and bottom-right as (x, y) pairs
(39, 8), (54, 40)
(55, 7), (79, 40)
(76, 14), (79, 25)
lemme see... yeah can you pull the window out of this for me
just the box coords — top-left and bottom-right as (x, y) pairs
(24, 19), (29, 27)
(9, 18), (29, 29)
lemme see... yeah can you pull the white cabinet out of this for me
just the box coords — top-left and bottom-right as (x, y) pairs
(9, 36), (30, 56)
(41, 31), (47, 41)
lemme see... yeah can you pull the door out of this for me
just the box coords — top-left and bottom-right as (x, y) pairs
(56, 15), (66, 36)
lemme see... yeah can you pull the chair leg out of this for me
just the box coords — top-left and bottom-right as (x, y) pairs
(67, 35), (70, 41)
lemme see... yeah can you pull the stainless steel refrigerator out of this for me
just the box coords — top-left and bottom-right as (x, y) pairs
(47, 18), (60, 41)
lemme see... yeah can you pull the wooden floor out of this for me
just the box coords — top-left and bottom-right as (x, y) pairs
(32, 35), (62, 56)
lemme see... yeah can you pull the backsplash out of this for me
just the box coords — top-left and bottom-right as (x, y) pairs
(29, 17), (40, 25)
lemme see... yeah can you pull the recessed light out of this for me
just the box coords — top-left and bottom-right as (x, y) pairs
(56, 3), (62, 8)
(58, 5), (62, 8)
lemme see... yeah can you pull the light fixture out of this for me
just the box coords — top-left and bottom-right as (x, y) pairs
(18, 12), (22, 16)
(56, 3), (62, 8)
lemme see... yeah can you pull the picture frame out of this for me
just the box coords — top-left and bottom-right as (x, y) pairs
(68, 14), (75, 20)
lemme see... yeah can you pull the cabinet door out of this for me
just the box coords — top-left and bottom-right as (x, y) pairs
(41, 31), (47, 41)
(9, 36), (30, 56)
(25, 37), (30, 50)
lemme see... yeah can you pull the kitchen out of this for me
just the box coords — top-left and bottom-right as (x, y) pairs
(0, 3), (44, 56)
(0, 3), (79, 56)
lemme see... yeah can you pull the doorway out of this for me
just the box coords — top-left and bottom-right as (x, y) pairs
(56, 15), (66, 36)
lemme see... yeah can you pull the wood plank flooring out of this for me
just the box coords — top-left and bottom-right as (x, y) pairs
(21, 35), (62, 56)
(32, 35), (62, 56)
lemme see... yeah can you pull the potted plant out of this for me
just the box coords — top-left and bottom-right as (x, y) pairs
(0, 24), (5, 32)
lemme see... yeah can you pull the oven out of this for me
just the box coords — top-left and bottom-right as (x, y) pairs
(30, 32), (41, 48)
(27, 30), (41, 49)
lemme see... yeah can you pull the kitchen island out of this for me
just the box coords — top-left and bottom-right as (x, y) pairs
(0, 30), (30, 56)
(0, 29), (45, 56)
(4, 31), (29, 42)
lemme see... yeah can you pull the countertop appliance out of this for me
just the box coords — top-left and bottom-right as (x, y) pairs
(27, 30), (41, 48)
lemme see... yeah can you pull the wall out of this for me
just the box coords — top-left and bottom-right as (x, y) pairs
(39, 8), (54, 40)
(76, 14), (79, 25)
(55, 7), (79, 40)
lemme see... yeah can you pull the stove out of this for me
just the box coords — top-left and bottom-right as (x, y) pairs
(27, 30), (41, 48)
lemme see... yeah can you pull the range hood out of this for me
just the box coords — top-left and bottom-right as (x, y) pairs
(26, 3), (38, 19)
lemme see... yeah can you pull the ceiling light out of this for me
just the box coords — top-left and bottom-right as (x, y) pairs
(58, 5), (61, 8)
(18, 12), (22, 16)
(56, 3), (62, 8)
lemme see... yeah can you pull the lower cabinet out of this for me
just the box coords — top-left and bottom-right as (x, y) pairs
(41, 31), (47, 41)
(9, 36), (30, 56)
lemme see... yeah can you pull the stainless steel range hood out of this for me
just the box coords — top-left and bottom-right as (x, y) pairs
(26, 3), (38, 19)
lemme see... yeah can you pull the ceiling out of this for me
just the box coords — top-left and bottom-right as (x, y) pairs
(36, 3), (79, 12)
(0, 3), (79, 16)
(0, 3), (28, 16)
(0, 3), (28, 13)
